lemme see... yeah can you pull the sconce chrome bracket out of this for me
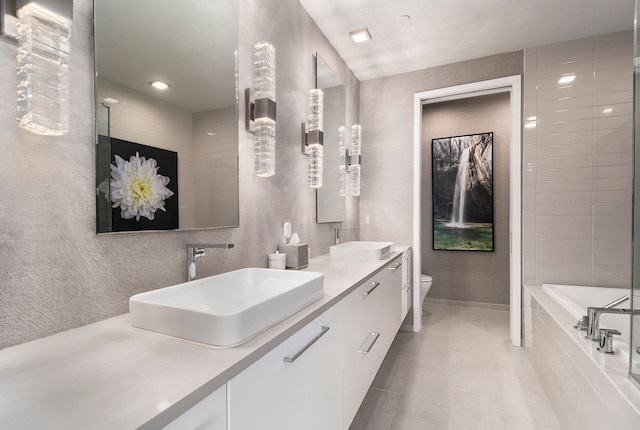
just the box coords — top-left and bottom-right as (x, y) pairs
(245, 88), (254, 132)
(245, 88), (276, 133)
(301, 122), (323, 154)
(341, 148), (351, 172)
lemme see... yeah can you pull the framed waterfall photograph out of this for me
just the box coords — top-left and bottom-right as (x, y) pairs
(431, 132), (494, 251)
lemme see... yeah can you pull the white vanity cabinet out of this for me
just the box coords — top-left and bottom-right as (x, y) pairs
(228, 304), (343, 430)
(162, 384), (226, 430)
(342, 269), (387, 427)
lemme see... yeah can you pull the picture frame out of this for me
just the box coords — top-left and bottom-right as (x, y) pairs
(431, 132), (494, 251)
(98, 137), (179, 232)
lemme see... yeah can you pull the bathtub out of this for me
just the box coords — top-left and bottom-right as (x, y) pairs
(542, 284), (631, 361)
(526, 284), (640, 429)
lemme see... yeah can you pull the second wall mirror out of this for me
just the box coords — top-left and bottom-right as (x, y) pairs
(315, 55), (346, 223)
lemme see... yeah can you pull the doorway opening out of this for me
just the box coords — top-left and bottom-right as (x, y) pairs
(412, 76), (522, 346)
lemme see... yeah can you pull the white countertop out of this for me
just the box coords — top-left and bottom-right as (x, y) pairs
(0, 248), (407, 429)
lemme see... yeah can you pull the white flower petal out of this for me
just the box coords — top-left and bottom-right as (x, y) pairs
(108, 153), (175, 222)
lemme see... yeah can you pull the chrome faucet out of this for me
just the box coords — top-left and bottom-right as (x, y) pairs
(334, 227), (359, 245)
(186, 243), (234, 282)
(585, 302), (631, 341)
(575, 295), (628, 332)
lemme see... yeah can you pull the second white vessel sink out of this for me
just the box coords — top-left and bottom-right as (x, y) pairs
(129, 268), (324, 347)
(330, 241), (394, 261)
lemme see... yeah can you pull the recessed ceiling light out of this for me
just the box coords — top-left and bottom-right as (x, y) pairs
(150, 80), (170, 90)
(400, 15), (411, 22)
(349, 28), (372, 44)
(558, 75), (575, 84)
(602, 107), (613, 114)
(103, 97), (118, 104)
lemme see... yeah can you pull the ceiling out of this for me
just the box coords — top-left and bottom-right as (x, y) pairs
(298, 0), (635, 81)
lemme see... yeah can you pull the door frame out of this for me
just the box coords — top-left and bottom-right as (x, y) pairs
(412, 75), (522, 346)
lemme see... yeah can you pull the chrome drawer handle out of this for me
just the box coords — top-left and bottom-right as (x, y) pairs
(362, 282), (381, 296)
(358, 332), (381, 354)
(388, 262), (402, 271)
(283, 326), (330, 363)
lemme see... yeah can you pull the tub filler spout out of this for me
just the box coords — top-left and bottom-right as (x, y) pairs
(575, 294), (629, 332)
(586, 306), (632, 341)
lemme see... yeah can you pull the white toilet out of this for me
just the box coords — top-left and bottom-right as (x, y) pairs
(420, 274), (433, 304)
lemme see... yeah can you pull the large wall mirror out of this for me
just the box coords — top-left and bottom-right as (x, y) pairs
(94, 0), (239, 233)
(316, 55), (346, 223)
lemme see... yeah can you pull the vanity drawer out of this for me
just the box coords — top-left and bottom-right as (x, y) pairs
(341, 270), (386, 427)
(228, 305), (343, 430)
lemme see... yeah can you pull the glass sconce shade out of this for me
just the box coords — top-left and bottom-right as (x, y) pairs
(254, 41), (275, 100)
(252, 41), (276, 177)
(350, 124), (362, 196)
(307, 145), (323, 188)
(307, 89), (323, 188)
(308, 89), (323, 132)
(254, 117), (275, 177)
(338, 126), (346, 196)
(350, 164), (361, 196)
(16, 3), (72, 136)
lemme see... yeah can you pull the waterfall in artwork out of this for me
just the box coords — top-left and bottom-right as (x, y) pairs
(449, 147), (470, 227)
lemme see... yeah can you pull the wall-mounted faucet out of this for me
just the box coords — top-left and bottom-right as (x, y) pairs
(334, 227), (359, 245)
(186, 243), (234, 282)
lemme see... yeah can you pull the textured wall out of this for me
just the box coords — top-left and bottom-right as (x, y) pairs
(0, 0), (359, 349)
(421, 93), (511, 305)
(523, 32), (632, 288)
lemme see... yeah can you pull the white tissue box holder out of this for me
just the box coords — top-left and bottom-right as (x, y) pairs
(278, 244), (309, 269)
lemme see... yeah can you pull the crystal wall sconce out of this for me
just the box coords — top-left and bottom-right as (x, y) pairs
(338, 124), (362, 196)
(339, 124), (362, 196)
(1, 0), (73, 136)
(301, 88), (323, 188)
(338, 126), (346, 196)
(245, 41), (276, 177)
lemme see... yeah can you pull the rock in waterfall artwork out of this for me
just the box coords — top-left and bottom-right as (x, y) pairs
(432, 132), (494, 251)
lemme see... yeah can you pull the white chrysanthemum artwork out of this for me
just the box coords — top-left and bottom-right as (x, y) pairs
(109, 152), (174, 221)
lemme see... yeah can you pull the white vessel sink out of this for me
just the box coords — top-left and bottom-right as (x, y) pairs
(129, 268), (324, 347)
(330, 241), (394, 261)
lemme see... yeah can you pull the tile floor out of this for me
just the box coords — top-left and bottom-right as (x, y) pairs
(349, 303), (563, 430)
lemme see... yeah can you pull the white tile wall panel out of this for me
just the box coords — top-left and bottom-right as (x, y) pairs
(523, 34), (632, 288)
(537, 228), (592, 240)
(538, 94), (594, 112)
(537, 154), (593, 169)
(537, 191), (592, 205)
